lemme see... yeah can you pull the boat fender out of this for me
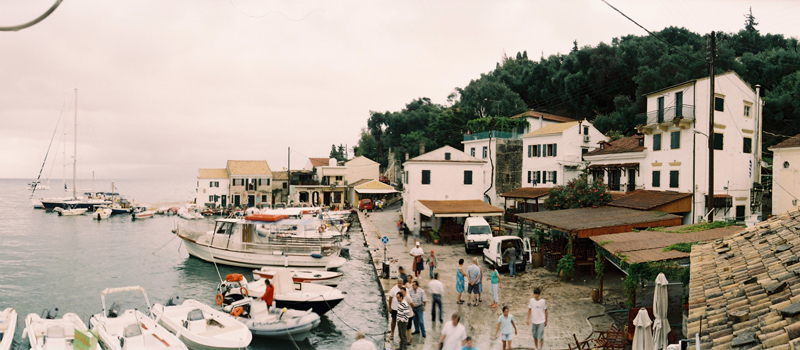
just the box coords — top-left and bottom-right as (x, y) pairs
(311, 253), (323, 259)
(230, 306), (244, 317)
(183, 320), (188, 328)
(215, 294), (224, 305)
(240, 287), (249, 297)
(318, 225), (326, 233)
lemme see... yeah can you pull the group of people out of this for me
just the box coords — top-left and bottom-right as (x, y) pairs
(455, 257), (504, 308)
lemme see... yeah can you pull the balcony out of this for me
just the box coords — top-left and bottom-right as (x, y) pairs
(463, 130), (521, 141)
(634, 105), (695, 133)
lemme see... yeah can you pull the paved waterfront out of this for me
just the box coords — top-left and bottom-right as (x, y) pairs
(358, 205), (615, 350)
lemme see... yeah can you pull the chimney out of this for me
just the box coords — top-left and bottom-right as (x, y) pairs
(405, 153), (409, 160)
(419, 141), (425, 155)
(539, 114), (544, 129)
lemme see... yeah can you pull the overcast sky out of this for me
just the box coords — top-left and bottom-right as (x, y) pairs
(2, 0), (798, 181)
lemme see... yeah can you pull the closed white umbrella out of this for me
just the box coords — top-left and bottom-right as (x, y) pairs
(633, 308), (654, 350)
(653, 273), (671, 350)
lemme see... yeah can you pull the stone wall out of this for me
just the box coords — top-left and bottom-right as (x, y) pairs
(495, 139), (523, 200)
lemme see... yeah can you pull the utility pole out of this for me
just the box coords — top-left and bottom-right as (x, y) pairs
(287, 147), (291, 205)
(708, 31), (716, 222)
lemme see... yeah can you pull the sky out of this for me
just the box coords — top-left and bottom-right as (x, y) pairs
(2, 0), (798, 181)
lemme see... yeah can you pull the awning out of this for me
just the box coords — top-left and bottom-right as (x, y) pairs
(587, 162), (640, 170)
(355, 188), (398, 194)
(416, 200), (504, 218)
(500, 187), (550, 200)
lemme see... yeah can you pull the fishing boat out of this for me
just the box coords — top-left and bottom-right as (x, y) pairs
(93, 207), (113, 220)
(89, 286), (187, 350)
(176, 218), (346, 269)
(178, 207), (203, 220)
(218, 270), (344, 315)
(27, 181), (50, 190)
(55, 204), (88, 216)
(252, 267), (343, 287)
(0, 308), (17, 350)
(151, 296), (252, 350)
(225, 298), (319, 341)
(23, 309), (101, 350)
(132, 206), (156, 220)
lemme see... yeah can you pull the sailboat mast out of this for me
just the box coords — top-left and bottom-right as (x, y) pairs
(63, 104), (66, 194)
(73, 88), (77, 199)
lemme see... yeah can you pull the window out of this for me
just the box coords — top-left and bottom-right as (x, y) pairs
(445, 152), (451, 160)
(657, 96), (665, 123)
(533, 145), (540, 157)
(261, 195), (267, 202)
(536, 171), (542, 183)
(675, 91), (683, 117)
(784, 161), (791, 169)
(582, 148), (588, 160)
(609, 169), (621, 191)
(464, 170), (473, 185)
(470, 148), (475, 157)
(209, 181), (214, 187)
(421, 170), (431, 185)
(551, 171), (557, 184)
(266, 179), (270, 186)
(527, 171), (532, 184)
(583, 126), (589, 135)
(546, 144), (556, 157)
(652, 171), (661, 188)
(482, 147), (488, 159)
(670, 131), (681, 149)
(215, 181), (219, 187)
(209, 195), (214, 202)
(669, 170), (679, 188)
(527, 145), (532, 158)
(536, 145), (542, 157)
(714, 96), (724, 112)
(713, 133), (724, 150)
(653, 134), (662, 151)
(743, 137), (752, 153)
(335, 176), (343, 181)
(744, 104), (752, 117)
(404, 171), (409, 184)
(283, 182), (287, 189)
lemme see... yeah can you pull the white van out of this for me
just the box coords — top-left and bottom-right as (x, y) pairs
(464, 217), (493, 253)
(482, 236), (532, 271)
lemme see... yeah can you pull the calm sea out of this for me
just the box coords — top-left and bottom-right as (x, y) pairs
(0, 178), (386, 350)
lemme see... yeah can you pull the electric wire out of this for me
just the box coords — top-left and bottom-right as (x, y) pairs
(0, 0), (63, 31)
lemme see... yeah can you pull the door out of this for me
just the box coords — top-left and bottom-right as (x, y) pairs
(247, 195), (255, 208)
(675, 91), (683, 117)
(323, 192), (331, 206)
(627, 169), (636, 192)
(736, 205), (746, 221)
(221, 195), (227, 208)
(233, 195), (240, 207)
(610, 170), (621, 191)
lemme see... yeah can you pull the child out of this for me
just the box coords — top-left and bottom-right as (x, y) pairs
(425, 250), (438, 279)
(494, 306), (517, 350)
(489, 265), (503, 308)
(462, 336), (477, 350)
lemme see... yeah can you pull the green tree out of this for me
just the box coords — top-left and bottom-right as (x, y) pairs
(543, 173), (612, 210)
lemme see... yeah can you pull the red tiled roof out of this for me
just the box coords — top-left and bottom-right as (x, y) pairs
(608, 190), (693, 210)
(510, 110), (576, 123)
(584, 136), (645, 156)
(309, 158), (331, 167)
(770, 134), (800, 149)
(500, 187), (550, 199)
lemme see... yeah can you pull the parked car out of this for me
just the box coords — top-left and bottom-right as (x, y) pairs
(464, 217), (493, 253)
(482, 236), (532, 271)
(358, 198), (373, 211)
(379, 176), (390, 185)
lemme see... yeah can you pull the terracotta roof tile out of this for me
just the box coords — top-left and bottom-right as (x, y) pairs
(500, 187), (550, 199)
(770, 134), (800, 150)
(272, 171), (288, 181)
(589, 225), (744, 263)
(417, 200), (504, 215)
(584, 135), (645, 156)
(510, 110), (577, 123)
(198, 168), (228, 179)
(516, 206), (682, 237)
(608, 190), (693, 210)
(226, 160), (272, 175)
(309, 158), (332, 167)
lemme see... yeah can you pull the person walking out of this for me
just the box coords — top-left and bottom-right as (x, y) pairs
(456, 259), (466, 304)
(350, 331), (376, 350)
(428, 272), (444, 322)
(397, 218), (403, 236)
(461, 336), (477, 350)
(489, 265), (503, 308)
(477, 263), (484, 303)
(404, 274), (414, 291)
(395, 291), (412, 350)
(387, 279), (404, 341)
(466, 258), (481, 306)
(526, 288), (548, 350)
(398, 266), (408, 287)
(438, 313), (467, 350)
(410, 242), (424, 278)
(425, 250), (438, 279)
(503, 246), (518, 277)
(495, 306), (518, 350)
(408, 281), (427, 338)
(402, 223), (410, 247)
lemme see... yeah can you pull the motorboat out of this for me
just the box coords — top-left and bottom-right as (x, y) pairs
(0, 308), (17, 350)
(254, 219), (346, 241)
(151, 296), (252, 350)
(93, 207), (113, 220)
(177, 218), (345, 269)
(55, 204), (88, 216)
(225, 298), (319, 341)
(132, 206), (156, 220)
(218, 270), (344, 315)
(252, 267), (343, 287)
(28, 181), (50, 190)
(23, 309), (101, 350)
(178, 207), (203, 220)
(89, 286), (187, 350)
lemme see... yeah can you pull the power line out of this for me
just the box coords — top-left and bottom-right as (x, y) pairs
(600, 0), (707, 64)
(0, 0), (63, 31)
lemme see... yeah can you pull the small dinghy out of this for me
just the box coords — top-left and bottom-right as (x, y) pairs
(89, 286), (187, 350)
(24, 309), (101, 350)
(55, 205), (88, 216)
(151, 296), (251, 350)
(252, 268), (343, 287)
(226, 298), (319, 341)
(177, 208), (203, 220)
(218, 269), (344, 315)
(132, 206), (156, 220)
(93, 207), (112, 220)
(0, 308), (17, 350)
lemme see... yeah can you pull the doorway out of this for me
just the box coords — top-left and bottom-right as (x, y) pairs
(221, 195), (227, 208)
(233, 195), (240, 207)
(247, 195), (255, 208)
(627, 169), (636, 192)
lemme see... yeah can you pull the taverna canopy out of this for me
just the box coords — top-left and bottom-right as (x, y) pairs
(416, 200), (503, 218)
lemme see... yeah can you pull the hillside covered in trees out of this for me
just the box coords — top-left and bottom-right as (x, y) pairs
(354, 13), (800, 168)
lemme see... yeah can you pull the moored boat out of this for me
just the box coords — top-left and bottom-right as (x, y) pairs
(225, 298), (319, 341)
(151, 296), (252, 350)
(252, 267), (343, 287)
(218, 270), (344, 315)
(55, 204), (88, 216)
(24, 309), (101, 350)
(0, 308), (17, 350)
(93, 207), (112, 220)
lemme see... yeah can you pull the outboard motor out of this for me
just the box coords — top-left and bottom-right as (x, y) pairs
(42, 308), (59, 320)
(164, 294), (180, 307)
(108, 302), (121, 318)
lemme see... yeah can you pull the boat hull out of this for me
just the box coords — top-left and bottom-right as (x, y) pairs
(152, 300), (252, 350)
(181, 237), (344, 269)
(275, 298), (342, 315)
(42, 200), (110, 210)
(252, 270), (343, 287)
(0, 308), (17, 350)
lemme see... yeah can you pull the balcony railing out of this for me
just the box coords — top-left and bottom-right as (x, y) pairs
(463, 130), (521, 141)
(634, 105), (695, 126)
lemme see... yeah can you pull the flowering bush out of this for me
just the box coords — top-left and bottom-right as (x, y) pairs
(543, 173), (612, 210)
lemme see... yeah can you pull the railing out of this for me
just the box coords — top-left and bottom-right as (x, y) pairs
(463, 130), (521, 141)
(634, 105), (695, 126)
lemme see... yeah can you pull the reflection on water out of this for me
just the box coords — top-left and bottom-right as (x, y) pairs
(1, 179), (386, 350)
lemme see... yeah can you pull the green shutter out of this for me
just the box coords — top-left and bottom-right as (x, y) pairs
(671, 131), (680, 149)
(715, 97), (724, 112)
(669, 170), (679, 188)
(464, 171), (472, 185)
(422, 170), (430, 185)
(652, 171), (660, 187)
(653, 134), (662, 151)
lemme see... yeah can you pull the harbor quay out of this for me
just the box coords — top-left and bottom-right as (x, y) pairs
(357, 206), (615, 350)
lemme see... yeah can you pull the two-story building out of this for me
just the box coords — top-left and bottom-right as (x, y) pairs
(461, 131), (523, 206)
(344, 156), (380, 184)
(195, 168), (230, 208)
(227, 160), (273, 208)
(510, 110), (578, 134)
(769, 134), (800, 215)
(583, 136), (646, 192)
(521, 120), (605, 188)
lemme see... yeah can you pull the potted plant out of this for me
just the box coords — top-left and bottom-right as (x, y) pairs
(431, 228), (440, 245)
(531, 228), (546, 268)
(557, 253), (576, 282)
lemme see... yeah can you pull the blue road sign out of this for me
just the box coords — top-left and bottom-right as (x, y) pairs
(381, 236), (389, 244)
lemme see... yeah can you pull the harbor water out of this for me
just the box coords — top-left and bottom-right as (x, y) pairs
(0, 178), (386, 350)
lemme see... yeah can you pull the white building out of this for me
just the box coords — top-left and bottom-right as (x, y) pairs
(510, 110), (578, 135)
(583, 136), (647, 192)
(769, 135), (800, 215)
(401, 145), (487, 232)
(344, 156), (380, 184)
(226, 160), (273, 208)
(521, 121), (605, 188)
(195, 168), (230, 208)
(461, 132), (522, 207)
(602, 71), (765, 224)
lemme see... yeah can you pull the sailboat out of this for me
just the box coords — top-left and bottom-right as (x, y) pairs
(32, 99), (69, 209)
